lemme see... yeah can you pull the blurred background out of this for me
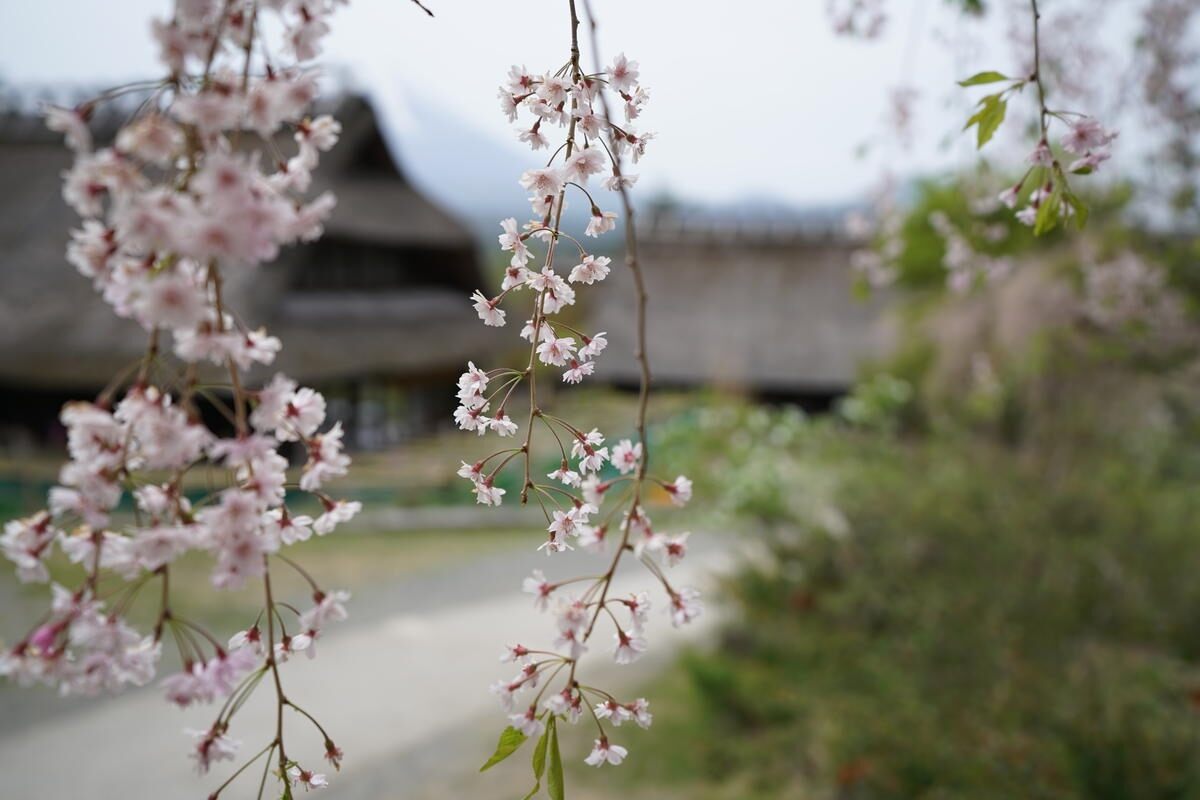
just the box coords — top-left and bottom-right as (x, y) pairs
(1, 0), (1199, 798)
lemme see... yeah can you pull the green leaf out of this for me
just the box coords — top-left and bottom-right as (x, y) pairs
(547, 717), (565, 800)
(1065, 191), (1090, 230)
(533, 723), (550, 779)
(963, 94), (1007, 149)
(479, 726), (528, 772)
(521, 723), (552, 799)
(958, 71), (1011, 87)
(1033, 188), (1063, 236)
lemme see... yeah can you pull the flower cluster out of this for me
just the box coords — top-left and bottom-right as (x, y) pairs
(992, 113), (1117, 231)
(960, 0), (1118, 234)
(1080, 251), (1191, 347)
(2, 1), (363, 795)
(927, 210), (1014, 293)
(464, 0), (700, 787)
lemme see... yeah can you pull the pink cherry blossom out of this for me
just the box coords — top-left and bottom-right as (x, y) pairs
(584, 738), (629, 767)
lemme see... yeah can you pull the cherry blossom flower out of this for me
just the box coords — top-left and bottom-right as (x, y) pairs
(275, 633), (314, 663)
(500, 643), (531, 663)
(607, 53), (640, 92)
(569, 254), (611, 285)
(537, 336), (577, 366)
(489, 679), (522, 711)
(1060, 117), (1118, 155)
(510, 706), (546, 737)
(611, 439), (642, 475)
(44, 105), (92, 153)
(1026, 139), (1054, 167)
(997, 185), (1022, 209)
(471, 290), (507, 327)
(595, 699), (632, 726)
(228, 626), (263, 655)
(324, 741), (345, 771)
(544, 688), (583, 721)
(264, 508), (316, 546)
(498, 217), (531, 267)
(519, 166), (566, 198)
(613, 629), (647, 665)
(287, 765), (330, 791)
(301, 423), (351, 491)
(163, 663), (213, 708)
(1, 513), (58, 583)
(565, 147), (606, 182)
(629, 697), (653, 729)
(670, 587), (704, 627)
(663, 532), (690, 566)
(538, 533), (574, 555)
(314, 500), (361, 535)
(299, 591), (351, 633)
(475, 480), (507, 507)
(1070, 149), (1112, 173)
(579, 332), (608, 360)
(603, 172), (638, 191)
(664, 475), (693, 507)
(624, 592), (651, 633)
(584, 738), (629, 767)
(186, 726), (240, 774)
(548, 463), (582, 487)
(585, 209), (618, 237)
(488, 409), (519, 437)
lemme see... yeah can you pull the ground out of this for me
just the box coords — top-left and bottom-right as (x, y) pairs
(0, 389), (731, 799)
(0, 514), (732, 799)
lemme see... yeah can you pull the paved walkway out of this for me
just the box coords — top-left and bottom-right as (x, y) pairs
(3, 539), (731, 799)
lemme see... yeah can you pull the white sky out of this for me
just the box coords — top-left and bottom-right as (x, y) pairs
(0, 1), (1017, 207)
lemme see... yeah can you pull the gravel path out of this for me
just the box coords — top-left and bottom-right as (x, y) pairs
(2, 535), (732, 799)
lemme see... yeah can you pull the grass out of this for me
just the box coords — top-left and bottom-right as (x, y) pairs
(0, 388), (697, 519)
(0, 527), (529, 649)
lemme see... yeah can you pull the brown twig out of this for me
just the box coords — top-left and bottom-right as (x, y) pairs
(574, 0), (655, 646)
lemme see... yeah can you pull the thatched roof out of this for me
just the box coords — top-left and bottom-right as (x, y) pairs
(589, 214), (895, 393)
(0, 93), (493, 390)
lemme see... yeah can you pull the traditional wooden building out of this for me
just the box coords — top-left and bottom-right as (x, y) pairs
(0, 94), (494, 449)
(588, 212), (895, 402)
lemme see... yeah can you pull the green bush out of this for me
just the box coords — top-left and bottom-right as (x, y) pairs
(611, 413), (1200, 799)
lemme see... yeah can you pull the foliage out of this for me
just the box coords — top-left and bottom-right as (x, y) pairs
(836, 373), (914, 434)
(604, 406), (1200, 798)
(867, 172), (1132, 295)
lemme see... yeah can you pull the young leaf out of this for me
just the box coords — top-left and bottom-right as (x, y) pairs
(958, 70), (1011, 87)
(1066, 191), (1090, 230)
(963, 94), (1007, 149)
(522, 723), (552, 800)
(533, 723), (550, 780)
(479, 726), (528, 772)
(1033, 188), (1063, 236)
(547, 717), (565, 800)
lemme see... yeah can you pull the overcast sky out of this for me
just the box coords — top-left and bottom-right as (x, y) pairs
(0, 1), (1013, 208)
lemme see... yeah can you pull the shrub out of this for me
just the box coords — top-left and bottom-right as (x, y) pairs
(612, 411), (1200, 799)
